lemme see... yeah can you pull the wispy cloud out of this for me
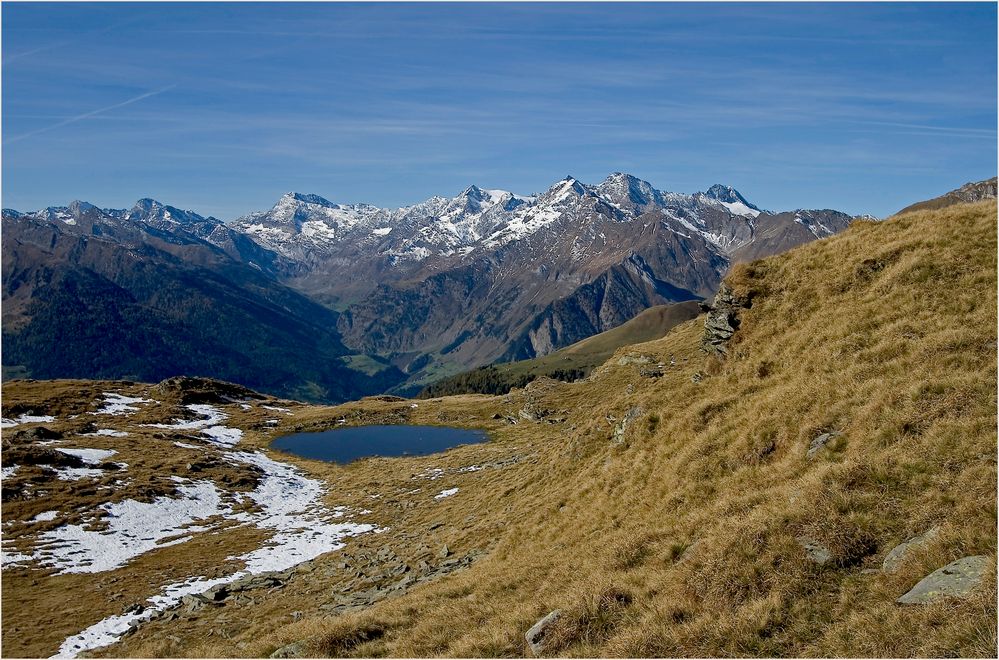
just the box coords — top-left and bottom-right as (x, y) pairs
(4, 86), (176, 145)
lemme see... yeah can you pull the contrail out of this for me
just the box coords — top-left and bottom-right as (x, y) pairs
(3, 85), (177, 145)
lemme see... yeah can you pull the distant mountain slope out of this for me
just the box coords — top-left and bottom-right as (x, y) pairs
(1, 205), (404, 402)
(897, 177), (997, 215)
(418, 300), (702, 397)
(255, 174), (855, 385)
(3, 173), (859, 396)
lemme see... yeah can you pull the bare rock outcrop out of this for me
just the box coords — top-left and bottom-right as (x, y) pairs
(701, 283), (751, 355)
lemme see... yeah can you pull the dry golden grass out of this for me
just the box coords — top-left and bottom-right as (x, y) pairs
(257, 200), (995, 658)
(2, 200), (996, 658)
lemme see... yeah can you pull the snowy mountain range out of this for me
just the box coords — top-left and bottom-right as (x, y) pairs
(3, 173), (858, 398)
(226, 173), (823, 266)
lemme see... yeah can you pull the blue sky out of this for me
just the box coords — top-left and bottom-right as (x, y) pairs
(2, 2), (996, 218)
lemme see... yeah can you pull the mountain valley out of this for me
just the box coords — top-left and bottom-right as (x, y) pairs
(3, 174), (857, 399)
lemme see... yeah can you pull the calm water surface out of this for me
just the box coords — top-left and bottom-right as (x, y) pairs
(271, 424), (489, 464)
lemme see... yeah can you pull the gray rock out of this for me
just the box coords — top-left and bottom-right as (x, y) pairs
(269, 641), (306, 658)
(617, 354), (652, 366)
(525, 610), (561, 656)
(897, 555), (990, 605)
(701, 283), (751, 355)
(205, 584), (230, 601)
(612, 406), (644, 444)
(180, 593), (214, 613)
(883, 526), (941, 574)
(797, 535), (832, 565)
(438, 544), (451, 558)
(807, 431), (842, 459)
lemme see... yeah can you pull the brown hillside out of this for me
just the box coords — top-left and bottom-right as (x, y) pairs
(189, 199), (997, 657)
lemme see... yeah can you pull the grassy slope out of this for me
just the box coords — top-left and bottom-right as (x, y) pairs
(510, 299), (702, 374)
(246, 200), (996, 658)
(419, 300), (701, 396)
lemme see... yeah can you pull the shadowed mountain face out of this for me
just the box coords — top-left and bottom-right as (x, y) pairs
(2, 173), (859, 397)
(1, 204), (404, 402)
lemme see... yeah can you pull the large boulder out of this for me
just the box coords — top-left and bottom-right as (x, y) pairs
(701, 283), (750, 355)
(883, 527), (941, 574)
(897, 555), (990, 605)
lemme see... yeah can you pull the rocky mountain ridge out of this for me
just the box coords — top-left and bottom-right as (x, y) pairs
(896, 176), (997, 215)
(3, 173), (859, 396)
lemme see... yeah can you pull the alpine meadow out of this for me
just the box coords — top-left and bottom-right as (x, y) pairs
(1, 3), (996, 659)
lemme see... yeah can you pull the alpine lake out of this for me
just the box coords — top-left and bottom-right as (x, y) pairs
(271, 424), (489, 464)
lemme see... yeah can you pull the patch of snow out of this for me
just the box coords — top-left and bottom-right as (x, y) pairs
(434, 487), (459, 500)
(93, 393), (152, 416)
(31, 511), (59, 522)
(56, 452), (379, 657)
(87, 429), (128, 438)
(459, 465), (483, 473)
(146, 404), (226, 430)
(53, 467), (108, 481)
(300, 220), (337, 240)
(413, 468), (445, 481)
(2, 466), (18, 479)
(30, 480), (227, 574)
(55, 448), (117, 464)
(200, 426), (243, 448)
(146, 404), (242, 446)
(53, 424), (383, 657)
(57, 573), (236, 657)
(262, 405), (292, 414)
(0, 414), (56, 428)
(1, 549), (33, 566)
(718, 200), (760, 218)
(173, 442), (201, 450)
(372, 227), (392, 236)
(224, 451), (377, 572)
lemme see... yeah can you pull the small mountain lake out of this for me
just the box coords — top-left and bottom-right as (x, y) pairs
(271, 425), (489, 464)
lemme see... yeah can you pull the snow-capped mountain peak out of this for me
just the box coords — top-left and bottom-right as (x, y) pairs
(217, 174), (856, 265)
(125, 198), (211, 228)
(700, 184), (761, 217)
(69, 200), (97, 212)
(595, 173), (665, 213)
(282, 192), (336, 207)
